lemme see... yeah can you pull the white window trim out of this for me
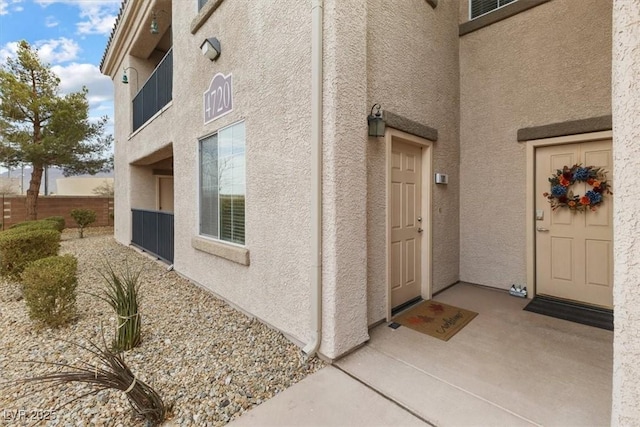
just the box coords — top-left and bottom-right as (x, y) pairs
(197, 120), (246, 247)
(469, 0), (517, 20)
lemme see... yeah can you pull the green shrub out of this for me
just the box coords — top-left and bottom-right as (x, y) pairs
(0, 229), (61, 280)
(8, 220), (59, 232)
(99, 262), (143, 351)
(70, 209), (97, 238)
(22, 255), (78, 327)
(43, 216), (66, 232)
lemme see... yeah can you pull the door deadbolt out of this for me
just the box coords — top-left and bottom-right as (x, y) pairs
(417, 216), (422, 222)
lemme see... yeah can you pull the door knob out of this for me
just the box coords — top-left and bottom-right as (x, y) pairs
(536, 226), (549, 232)
(417, 228), (424, 233)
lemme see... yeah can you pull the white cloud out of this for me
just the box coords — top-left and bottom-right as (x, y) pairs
(35, 37), (81, 64)
(0, 41), (19, 64)
(34, 0), (119, 36)
(0, 38), (79, 65)
(76, 4), (118, 35)
(51, 62), (114, 136)
(45, 15), (59, 27)
(51, 62), (113, 107)
(34, 0), (119, 5)
(0, 0), (22, 16)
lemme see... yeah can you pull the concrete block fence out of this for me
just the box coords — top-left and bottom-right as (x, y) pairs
(0, 196), (114, 230)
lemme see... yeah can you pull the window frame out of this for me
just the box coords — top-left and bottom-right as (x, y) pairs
(198, 120), (246, 247)
(469, 0), (517, 20)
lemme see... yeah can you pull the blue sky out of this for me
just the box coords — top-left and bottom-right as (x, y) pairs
(0, 0), (120, 137)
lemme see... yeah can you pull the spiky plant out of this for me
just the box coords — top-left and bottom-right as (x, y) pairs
(98, 261), (143, 351)
(12, 337), (167, 426)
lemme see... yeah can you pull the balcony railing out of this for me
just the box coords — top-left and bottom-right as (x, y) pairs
(131, 209), (174, 263)
(132, 48), (173, 132)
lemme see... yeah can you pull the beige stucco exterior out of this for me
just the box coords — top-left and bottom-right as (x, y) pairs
(458, 0), (612, 289)
(103, 0), (462, 359)
(105, 0), (384, 359)
(0, 177), (21, 195)
(612, 0), (640, 423)
(101, 0), (634, 384)
(55, 177), (114, 196)
(366, 0), (460, 324)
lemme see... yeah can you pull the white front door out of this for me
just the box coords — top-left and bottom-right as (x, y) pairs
(535, 140), (613, 308)
(390, 140), (423, 308)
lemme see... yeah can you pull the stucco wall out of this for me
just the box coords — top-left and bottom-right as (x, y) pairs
(104, 0), (177, 247)
(320, 0), (370, 357)
(164, 0), (369, 358)
(103, 0), (377, 359)
(168, 0), (317, 351)
(365, 0), (460, 323)
(56, 178), (114, 196)
(611, 0), (640, 423)
(459, 0), (612, 289)
(111, 37), (131, 246)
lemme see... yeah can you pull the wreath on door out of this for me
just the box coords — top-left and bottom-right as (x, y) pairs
(543, 164), (612, 212)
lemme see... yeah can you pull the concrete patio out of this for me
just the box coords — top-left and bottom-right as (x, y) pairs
(230, 283), (613, 426)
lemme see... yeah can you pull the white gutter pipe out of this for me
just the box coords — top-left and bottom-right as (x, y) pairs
(303, 0), (323, 358)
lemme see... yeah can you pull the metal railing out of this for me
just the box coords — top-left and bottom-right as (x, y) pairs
(131, 209), (174, 263)
(132, 48), (173, 132)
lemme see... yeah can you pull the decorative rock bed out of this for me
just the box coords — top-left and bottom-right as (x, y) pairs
(0, 228), (323, 426)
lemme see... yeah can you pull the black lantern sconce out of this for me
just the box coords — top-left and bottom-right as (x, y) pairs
(367, 104), (385, 137)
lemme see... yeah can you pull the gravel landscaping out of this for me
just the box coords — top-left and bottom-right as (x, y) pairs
(0, 227), (323, 426)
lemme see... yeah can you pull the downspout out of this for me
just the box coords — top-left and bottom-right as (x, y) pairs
(303, 0), (323, 358)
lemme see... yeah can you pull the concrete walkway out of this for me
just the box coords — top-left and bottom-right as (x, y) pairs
(228, 365), (428, 427)
(229, 283), (612, 426)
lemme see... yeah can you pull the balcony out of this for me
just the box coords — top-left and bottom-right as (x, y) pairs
(132, 48), (173, 132)
(131, 208), (174, 263)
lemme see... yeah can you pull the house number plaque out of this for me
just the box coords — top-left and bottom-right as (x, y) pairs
(204, 72), (233, 124)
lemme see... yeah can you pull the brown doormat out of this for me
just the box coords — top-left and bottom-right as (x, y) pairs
(394, 300), (478, 341)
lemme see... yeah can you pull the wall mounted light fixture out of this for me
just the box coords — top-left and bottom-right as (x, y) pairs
(367, 104), (386, 137)
(150, 9), (168, 34)
(200, 37), (221, 61)
(121, 66), (139, 90)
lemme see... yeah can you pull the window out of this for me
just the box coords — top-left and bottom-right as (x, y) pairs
(470, 0), (517, 19)
(199, 121), (246, 245)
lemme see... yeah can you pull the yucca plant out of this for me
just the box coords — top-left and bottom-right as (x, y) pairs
(12, 336), (168, 426)
(97, 262), (143, 351)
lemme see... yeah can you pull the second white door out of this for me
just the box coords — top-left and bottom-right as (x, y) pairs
(390, 140), (423, 308)
(535, 140), (613, 308)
